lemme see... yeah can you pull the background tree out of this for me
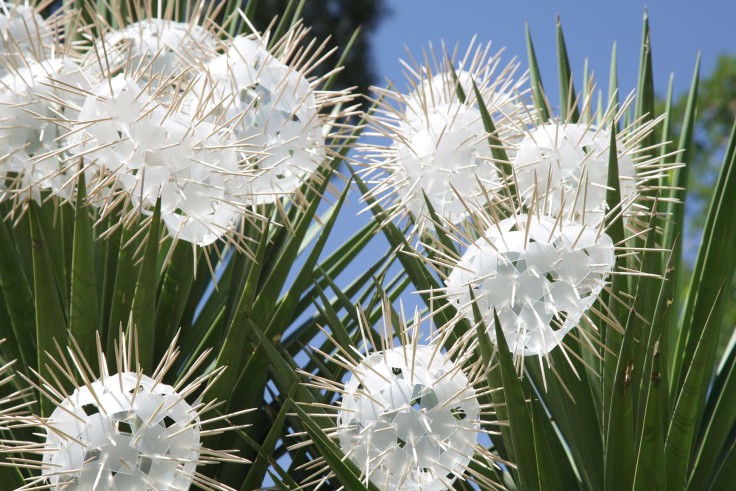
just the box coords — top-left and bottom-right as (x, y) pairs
(672, 54), (736, 227)
(667, 53), (736, 357)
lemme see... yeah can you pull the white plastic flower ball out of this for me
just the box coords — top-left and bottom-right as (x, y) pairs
(69, 74), (245, 245)
(446, 214), (615, 356)
(0, 3), (51, 75)
(337, 345), (480, 490)
(390, 100), (497, 226)
(0, 56), (90, 202)
(361, 41), (530, 231)
(42, 372), (200, 490)
(196, 34), (326, 204)
(513, 122), (637, 225)
(92, 19), (216, 81)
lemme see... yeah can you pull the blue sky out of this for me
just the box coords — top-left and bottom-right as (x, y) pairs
(371, 0), (735, 101)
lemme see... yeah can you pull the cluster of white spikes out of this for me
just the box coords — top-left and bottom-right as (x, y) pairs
(360, 39), (530, 231)
(0, 330), (250, 491)
(446, 214), (616, 357)
(42, 372), (203, 490)
(338, 347), (480, 490)
(300, 312), (493, 491)
(0, 5), (347, 246)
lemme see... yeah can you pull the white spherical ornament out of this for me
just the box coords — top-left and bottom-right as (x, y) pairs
(0, 3), (51, 75)
(513, 122), (637, 225)
(42, 372), (201, 491)
(338, 345), (479, 490)
(392, 101), (497, 226)
(446, 214), (615, 356)
(361, 44), (530, 232)
(93, 19), (216, 80)
(70, 74), (244, 245)
(0, 57), (90, 202)
(198, 35), (325, 204)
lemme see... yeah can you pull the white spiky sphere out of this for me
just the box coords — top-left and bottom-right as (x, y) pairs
(337, 345), (479, 490)
(92, 19), (216, 80)
(513, 122), (637, 225)
(69, 74), (244, 245)
(391, 100), (497, 227)
(362, 57), (529, 231)
(0, 3), (51, 76)
(42, 372), (201, 491)
(0, 57), (90, 202)
(198, 35), (326, 204)
(446, 214), (615, 356)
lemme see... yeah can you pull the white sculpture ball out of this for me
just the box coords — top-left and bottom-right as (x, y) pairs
(42, 372), (201, 491)
(337, 345), (479, 490)
(446, 214), (615, 356)
(513, 122), (637, 226)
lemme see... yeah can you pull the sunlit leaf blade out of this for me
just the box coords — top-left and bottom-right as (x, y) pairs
(154, 241), (194, 360)
(105, 218), (142, 355)
(630, 211), (668, 422)
(130, 200), (161, 372)
(526, 342), (604, 490)
(531, 396), (581, 490)
(0, 464), (23, 488)
(35, 202), (69, 314)
(608, 42), (619, 111)
(491, 309), (540, 490)
(0, 217), (36, 368)
(96, 214), (121, 342)
(666, 287), (725, 489)
(602, 124), (625, 426)
(708, 440), (736, 491)
(676, 119), (736, 442)
(69, 173), (98, 364)
(635, 12), (656, 145)
(525, 24), (549, 123)
(30, 204), (67, 416)
(471, 81), (512, 177)
(271, 0), (303, 45)
(689, 336), (736, 488)
(632, 250), (674, 490)
(662, 57), (698, 377)
(604, 302), (639, 490)
(241, 399), (290, 491)
(464, 287), (512, 467)
(556, 17), (580, 123)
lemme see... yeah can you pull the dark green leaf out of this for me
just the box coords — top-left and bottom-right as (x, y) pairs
(69, 173), (98, 364)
